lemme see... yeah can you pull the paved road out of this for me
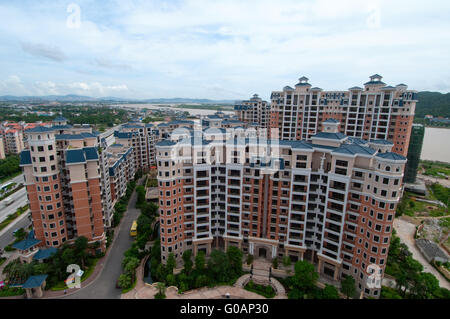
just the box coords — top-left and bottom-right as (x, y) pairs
(0, 188), (28, 223)
(0, 214), (31, 250)
(64, 187), (141, 299)
(0, 174), (28, 224)
(393, 218), (450, 290)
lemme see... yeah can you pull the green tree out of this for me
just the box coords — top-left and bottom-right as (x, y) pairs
(292, 260), (318, 292)
(341, 275), (356, 299)
(182, 250), (193, 275)
(156, 282), (166, 298)
(74, 236), (89, 269)
(13, 228), (26, 242)
(226, 246), (243, 277)
(166, 273), (176, 286)
(322, 284), (339, 299)
(124, 257), (140, 282)
(283, 256), (291, 267)
(195, 251), (206, 272)
(411, 272), (440, 299)
(166, 253), (176, 275)
(118, 273), (133, 289)
(208, 250), (230, 283)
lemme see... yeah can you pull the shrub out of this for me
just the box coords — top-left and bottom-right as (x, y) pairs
(246, 254), (253, 265)
(272, 258), (278, 269)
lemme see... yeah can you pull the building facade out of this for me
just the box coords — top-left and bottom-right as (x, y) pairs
(156, 120), (406, 298)
(234, 94), (270, 129)
(269, 75), (417, 157)
(19, 117), (110, 251)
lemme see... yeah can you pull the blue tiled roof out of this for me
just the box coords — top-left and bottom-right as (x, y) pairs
(364, 80), (386, 85)
(157, 123), (169, 127)
(312, 132), (347, 140)
(156, 140), (177, 147)
(370, 139), (393, 145)
(33, 248), (57, 260)
(66, 149), (86, 164)
(51, 125), (72, 130)
(349, 86), (362, 90)
(122, 123), (143, 129)
(376, 152), (407, 161)
(56, 134), (83, 140)
(346, 137), (367, 145)
(12, 231), (41, 250)
(283, 86), (294, 91)
(279, 140), (313, 150)
(25, 126), (54, 133)
(333, 144), (376, 156)
(114, 131), (135, 139)
(22, 275), (48, 289)
(83, 147), (99, 160)
(19, 150), (32, 165)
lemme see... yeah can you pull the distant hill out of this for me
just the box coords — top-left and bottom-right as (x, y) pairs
(416, 92), (450, 118)
(0, 94), (235, 104)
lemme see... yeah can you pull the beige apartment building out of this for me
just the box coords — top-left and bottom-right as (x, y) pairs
(234, 94), (270, 129)
(269, 75), (417, 157)
(156, 120), (406, 298)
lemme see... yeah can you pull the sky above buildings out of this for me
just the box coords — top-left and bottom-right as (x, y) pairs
(0, 0), (449, 100)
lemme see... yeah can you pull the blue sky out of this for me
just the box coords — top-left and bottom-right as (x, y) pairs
(0, 0), (449, 100)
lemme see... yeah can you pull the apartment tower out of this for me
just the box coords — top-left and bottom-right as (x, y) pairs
(269, 75), (417, 157)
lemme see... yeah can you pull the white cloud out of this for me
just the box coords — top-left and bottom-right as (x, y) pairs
(0, 0), (449, 98)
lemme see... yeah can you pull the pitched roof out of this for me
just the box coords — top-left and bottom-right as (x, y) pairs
(156, 140), (177, 147)
(22, 274), (48, 289)
(370, 139), (394, 145)
(333, 144), (376, 156)
(12, 231), (41, 250)
(25, 126), (54, 133)
(312, 132), (347, 140)
(33, 248), (57, 261)
(66, 149), (86, 164)
(376, 152), (407, 161)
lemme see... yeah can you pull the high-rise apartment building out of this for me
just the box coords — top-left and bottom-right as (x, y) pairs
(404, 124), (425, 183)
(156, 120), (406, 298)
(234, 94), (270, 129)
(269, 75), (417, 157)
(114, 122), (160, 169)
(19, 117), (113, 251)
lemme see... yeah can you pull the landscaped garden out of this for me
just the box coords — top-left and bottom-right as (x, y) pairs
(244, 280), (276, 298)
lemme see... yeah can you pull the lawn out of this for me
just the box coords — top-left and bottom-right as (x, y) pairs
(398, 191), (448, 218)
(421, 161), (450, 179)
(49, 257), (99, 291)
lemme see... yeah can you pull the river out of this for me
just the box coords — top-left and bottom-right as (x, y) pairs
(421, 127), (450, 163)
(116, 103), (234, 116)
